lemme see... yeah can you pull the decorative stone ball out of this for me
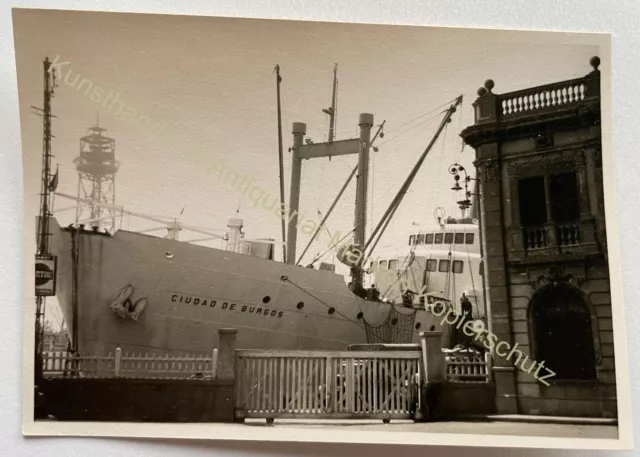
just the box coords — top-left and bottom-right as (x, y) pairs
(484, 79), (495, 92)
(590, 56), (601, 70)
(477, 87), (487, 97)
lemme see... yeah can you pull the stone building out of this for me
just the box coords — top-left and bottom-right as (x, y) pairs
(460, 57), (616, 417)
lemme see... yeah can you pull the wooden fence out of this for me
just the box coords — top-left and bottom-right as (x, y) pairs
(444, 352), (490, 383)
(42, 348), (218, 379)
(235, 350), (422, 421)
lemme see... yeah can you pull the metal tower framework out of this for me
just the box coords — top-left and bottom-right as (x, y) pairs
(73, 123), (120, 232)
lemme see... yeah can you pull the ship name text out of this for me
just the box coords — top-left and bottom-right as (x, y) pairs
(171, 294), (284, 318)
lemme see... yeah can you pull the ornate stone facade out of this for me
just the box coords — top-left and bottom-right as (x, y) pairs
(460, 58), (616, 418)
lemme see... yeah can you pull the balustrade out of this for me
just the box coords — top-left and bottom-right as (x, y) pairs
(521, 221), (583, 252)
(522, 226), (548, 250)
(498, 78), (587, 117)
(557, 222), (581, 246)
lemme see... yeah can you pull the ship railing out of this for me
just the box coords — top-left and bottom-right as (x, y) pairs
(444, 352), (490, 383)
(41, 348), (219, 379)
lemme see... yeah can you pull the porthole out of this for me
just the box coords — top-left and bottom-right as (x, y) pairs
(391, 318), (398, 326)
(262, 296), (271, 304)
(415, 322), (421, 330)
(296, 302), (304, 310)
(429, 325), (436, 331)
(165, 252), (174, 259)
(357, 312), (364, 320)
(328, 307), (335, 315)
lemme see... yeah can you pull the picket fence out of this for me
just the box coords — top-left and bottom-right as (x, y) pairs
(42, 348), (218, 379)
(235, 349), (423, 421)
(43, 348), (490, 384)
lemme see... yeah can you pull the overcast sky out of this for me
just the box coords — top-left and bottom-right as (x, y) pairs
(13, 9), (600, 329)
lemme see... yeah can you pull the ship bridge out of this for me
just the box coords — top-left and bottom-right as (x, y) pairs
(365, 220), (485, 319)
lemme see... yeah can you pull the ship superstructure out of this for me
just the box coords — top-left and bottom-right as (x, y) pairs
(370, 216), (484, 319)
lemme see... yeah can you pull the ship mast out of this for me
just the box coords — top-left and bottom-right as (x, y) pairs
(33, 57), (57, 383)
(350, 114), (373, 290)
(37, 58), (56, 257)
(322, 63), (338, 144)
(357, 96), (464, 283)
(275, 65), (287, 262)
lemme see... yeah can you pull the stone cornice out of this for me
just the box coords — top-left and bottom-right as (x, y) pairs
(461, 99), (601, 150)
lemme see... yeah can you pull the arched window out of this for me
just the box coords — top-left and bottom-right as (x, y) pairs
(531, 283), (596, 380)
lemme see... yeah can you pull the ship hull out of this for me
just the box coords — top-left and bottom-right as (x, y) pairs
(50, 219), (441, 357)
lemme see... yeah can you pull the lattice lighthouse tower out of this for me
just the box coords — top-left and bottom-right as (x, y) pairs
(73, 120), (120, 232)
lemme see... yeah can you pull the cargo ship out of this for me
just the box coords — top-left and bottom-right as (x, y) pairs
(34, 57), (482, 358)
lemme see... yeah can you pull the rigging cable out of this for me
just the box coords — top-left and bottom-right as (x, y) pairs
(456, 103), (464, 163)
(334, 76), (339, 142)
(451, 249), (457, 309)
(296, 122), (385, 265)
(282, 276), (364, 329)
(368, 115), (444, 216)
(376, 109), (447, 149)
(308, 226), (357, 265)
(380, 97), (457, 138)
(379, 239), (417, 299)
(317, 155), (327, 210)
(370, 138), (375, 241)
(424, 230), (435, 296)
(363, 98), (462, 264)
(444, 251), (452, 302)
(424, 113), (452, 230)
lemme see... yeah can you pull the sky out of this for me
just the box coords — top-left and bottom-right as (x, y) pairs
(13, 9), (600, 330)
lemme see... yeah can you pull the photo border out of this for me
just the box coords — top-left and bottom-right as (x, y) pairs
(15, 9), (631, 450)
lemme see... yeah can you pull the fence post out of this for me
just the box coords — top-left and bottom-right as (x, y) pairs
(325, 357), (332, 413)
(419, 331), (443, 420)
(420, 331), (443, 383)
(217, 329), (237, 380)
(211, 348), (219, 379)
(114, 347), (122, 377)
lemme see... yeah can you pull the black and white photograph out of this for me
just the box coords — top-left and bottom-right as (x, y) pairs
(13, 8), (632, 449)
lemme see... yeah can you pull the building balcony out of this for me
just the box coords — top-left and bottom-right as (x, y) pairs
(494, 78), (589, 121)
(461, 57), (601, 150)
(507, 218), (602, 264)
